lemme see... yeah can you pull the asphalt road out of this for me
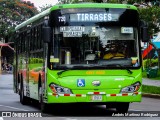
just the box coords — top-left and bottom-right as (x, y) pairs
(0, 74), (160, 120)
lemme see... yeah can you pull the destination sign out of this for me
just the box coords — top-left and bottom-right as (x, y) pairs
(60, 26), (85, 32)
(63, 31), (82, 37)
(70, 13), (119, 22)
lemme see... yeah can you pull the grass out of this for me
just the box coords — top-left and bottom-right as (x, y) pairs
(142, 85), (160, 94)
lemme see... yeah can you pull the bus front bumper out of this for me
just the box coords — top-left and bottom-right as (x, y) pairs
(47, 91), (141, 103)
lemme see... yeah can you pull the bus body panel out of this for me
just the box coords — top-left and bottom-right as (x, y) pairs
(46, 69), (142, 103)
(47, 69), (142, 89)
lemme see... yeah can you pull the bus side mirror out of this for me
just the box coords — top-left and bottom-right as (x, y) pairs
(141, 27), (149, 42)
(42, 27), (51, 43)
(140, 20), (149, 42)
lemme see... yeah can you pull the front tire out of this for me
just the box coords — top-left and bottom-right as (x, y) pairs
(20, 78), (28, 105)
(116, 102), (129, 113)
(38, 87), (48, 113)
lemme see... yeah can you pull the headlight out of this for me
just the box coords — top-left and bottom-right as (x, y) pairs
(120, 82), (141, 93)
(49, 83), (72, 94)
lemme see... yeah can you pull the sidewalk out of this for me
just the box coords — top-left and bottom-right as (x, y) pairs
(142, 78), (160, 87)
(0, 70), (12, 74)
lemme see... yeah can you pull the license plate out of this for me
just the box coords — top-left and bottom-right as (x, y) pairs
(91, 95), (102, 101)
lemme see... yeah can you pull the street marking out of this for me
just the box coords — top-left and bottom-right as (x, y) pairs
(65, 118), (77, 120)
(0, 117), (3, 120)
(129, 109), (143, 111)
(0, 105), (29, 111)
(58, 117), (78, 120)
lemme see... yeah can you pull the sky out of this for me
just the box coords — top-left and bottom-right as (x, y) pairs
(23, 0), (58, 10)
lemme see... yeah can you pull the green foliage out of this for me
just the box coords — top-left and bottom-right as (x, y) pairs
(142, 58), (160, 79)
(71, 0), (94, 3)
(143, 69), (160, 79)
(143, 58), (158, 69)
(29, 58), (44, 64)
(39, 4), (52, 12)
(0, 0), (38, 42)
(107, 0), (120, 3)
(138, 6), (160, 35)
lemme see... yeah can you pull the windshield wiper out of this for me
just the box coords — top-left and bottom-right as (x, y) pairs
(125, 68), (133, 74)
(57, 69), (71, 76)
(57, 66), (83, 76)
(99, 64), (133, 74)
(112, 64), (132, 74)
(57, 64), (133, 76)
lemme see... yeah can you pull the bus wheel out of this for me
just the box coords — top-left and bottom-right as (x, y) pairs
(38, 87), (48, 113)
(116, 102), (129, 113)
(20, 79), (28, 105)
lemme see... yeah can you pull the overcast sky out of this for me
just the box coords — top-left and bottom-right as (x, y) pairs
(23, 0), (58, 10)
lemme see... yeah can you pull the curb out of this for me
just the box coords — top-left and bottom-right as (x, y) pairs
(142, 93), (160, 99)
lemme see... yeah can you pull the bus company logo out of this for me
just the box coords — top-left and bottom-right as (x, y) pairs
(92, 80), (101, 86)
(77, 79), (85, 87)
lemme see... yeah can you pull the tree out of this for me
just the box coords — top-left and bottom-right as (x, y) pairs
(39, 4), (52, 12)
(0, 0), (38, 42)
(138, 6), (160, 36)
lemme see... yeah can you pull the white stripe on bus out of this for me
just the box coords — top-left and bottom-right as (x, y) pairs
(48, 92), (141, 97)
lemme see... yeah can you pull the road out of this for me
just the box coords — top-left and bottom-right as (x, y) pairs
(0, 74), (160, 120)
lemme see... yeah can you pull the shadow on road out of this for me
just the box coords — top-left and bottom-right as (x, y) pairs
(50, 104), (115, 116)
(28, 102), (116, 116)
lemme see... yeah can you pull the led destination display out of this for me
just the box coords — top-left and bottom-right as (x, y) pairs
(70, 13), (119, 22)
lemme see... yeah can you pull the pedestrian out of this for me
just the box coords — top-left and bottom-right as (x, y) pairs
(2, 63), (4, 71)
(9, 64), (12, 73)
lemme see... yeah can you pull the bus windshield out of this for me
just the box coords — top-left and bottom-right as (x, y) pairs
(49, 8), (140, 69)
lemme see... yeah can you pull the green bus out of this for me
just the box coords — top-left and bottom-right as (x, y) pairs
(13, 3), (149, 113)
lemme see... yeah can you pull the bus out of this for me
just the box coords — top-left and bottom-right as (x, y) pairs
(13, 3), (149, 113)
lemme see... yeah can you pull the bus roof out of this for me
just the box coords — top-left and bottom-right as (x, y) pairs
(15, 8), (50, 31)
(15, 3), (137, 31)
(51, 3), (137, 11)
